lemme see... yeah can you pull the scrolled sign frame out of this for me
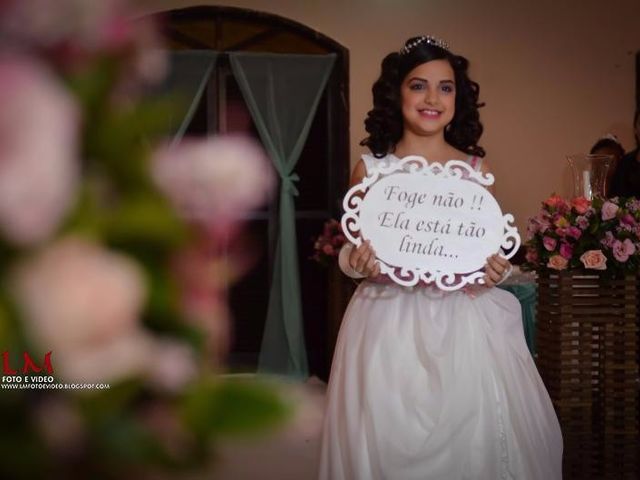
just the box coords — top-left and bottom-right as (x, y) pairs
(341, 155), (520, 290)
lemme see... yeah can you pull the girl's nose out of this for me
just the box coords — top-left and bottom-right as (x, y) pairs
(424, 87), (438, 104)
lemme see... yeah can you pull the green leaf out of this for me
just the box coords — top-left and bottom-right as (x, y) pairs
(181, 377), (291, 439)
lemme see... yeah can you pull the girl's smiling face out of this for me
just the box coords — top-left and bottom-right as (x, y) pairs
(400, 59), (456, 138)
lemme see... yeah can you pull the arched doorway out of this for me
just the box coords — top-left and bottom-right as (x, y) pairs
(158, 6), (350, 380)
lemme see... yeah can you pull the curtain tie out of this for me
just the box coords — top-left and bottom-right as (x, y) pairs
(281, 173), (300, 196)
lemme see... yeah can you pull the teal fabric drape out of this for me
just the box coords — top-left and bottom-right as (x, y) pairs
(158, 51), (218, 143)
(229, 52), (336, 378)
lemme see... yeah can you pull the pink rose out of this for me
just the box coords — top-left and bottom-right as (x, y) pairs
(567, 227), (582, 240)
(544, 195), (564, 208)
(620, 214), (636, 226)
(580, 250), (607, 270)
(525, 248), (539, 264)
(543, 236), (557, 251)
(527, 220), (540, 237)
(576, 216), (589, 230)
(601, 231), (616, 248)
(322, 244), (335, 256)
(612, 239), (635, 262)
(559, 242), (573, 260)
(547, 255), (568, 270)
(0, 57), (79, 246)
(571, 197), (591, 214)
(545, 195), (569, 213)
(537, 214), (551, 233)
(601, 201), (619, 221)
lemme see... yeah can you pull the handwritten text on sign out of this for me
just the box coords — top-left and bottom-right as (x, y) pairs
(341, 157), (520, 289)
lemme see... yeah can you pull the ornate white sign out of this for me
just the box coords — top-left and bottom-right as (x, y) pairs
(341, 156), (520, 290)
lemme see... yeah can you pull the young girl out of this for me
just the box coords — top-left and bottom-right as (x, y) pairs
(319, 36), (563, 479)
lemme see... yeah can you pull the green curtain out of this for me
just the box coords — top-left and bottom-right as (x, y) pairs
(229, 52), (336, 378)
(156, 50), (218, 143)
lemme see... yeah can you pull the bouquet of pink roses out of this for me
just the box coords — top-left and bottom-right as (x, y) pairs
(311, 219), (347, 266)
(523, 195), (640, 275)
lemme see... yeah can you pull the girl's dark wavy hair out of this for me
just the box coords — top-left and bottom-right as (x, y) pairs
(361, 37), (485, 158)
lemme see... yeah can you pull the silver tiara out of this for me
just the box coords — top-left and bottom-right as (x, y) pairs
(400, 36), (450, 55)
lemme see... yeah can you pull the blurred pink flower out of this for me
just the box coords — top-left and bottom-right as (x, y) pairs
(11, 236), (153, 383)
(547, 255), (568, 271)
(147, 339), (198, 393)
(171, 239), (237, 361)
(128, 17), (168, 85)
(332, 234), (346, 246)
(57, 332), (157, 384)
(0, 0), (167, 84)
(579, 250), (607, 270)
(1, 0), (126, 52)
(33, 397), (86, 456)
(152, 135), (274, 231)
(601, 201), (619, 221)
(0, 56), (79, 246)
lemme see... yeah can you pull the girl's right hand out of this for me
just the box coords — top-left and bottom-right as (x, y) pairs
(349, 240), (380, 278)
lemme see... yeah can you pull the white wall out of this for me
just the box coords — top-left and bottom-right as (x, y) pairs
(138, 0), (640, 234)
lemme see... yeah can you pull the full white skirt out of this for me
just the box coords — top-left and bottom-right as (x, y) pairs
(319, 282), (563, 480)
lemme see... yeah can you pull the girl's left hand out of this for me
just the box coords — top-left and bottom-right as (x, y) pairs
(482, 254), (511, 288)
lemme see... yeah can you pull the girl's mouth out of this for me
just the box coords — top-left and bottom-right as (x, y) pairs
(418, 109), (441, 119)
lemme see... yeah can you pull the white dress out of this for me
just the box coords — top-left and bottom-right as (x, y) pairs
(319, 154), (563, 480)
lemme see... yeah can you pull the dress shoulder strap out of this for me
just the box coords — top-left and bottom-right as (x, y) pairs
(467, 155), (483, 172)
(361, 153), (394, 175)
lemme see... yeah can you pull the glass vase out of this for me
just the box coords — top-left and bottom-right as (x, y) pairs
(566, 154), (613, 200)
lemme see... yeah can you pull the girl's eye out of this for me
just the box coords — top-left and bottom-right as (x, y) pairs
(440, 84), (454, 94)
(409, 83), (425, 91)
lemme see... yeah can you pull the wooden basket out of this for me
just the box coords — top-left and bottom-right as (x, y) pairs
(536, 271), (639, 479)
